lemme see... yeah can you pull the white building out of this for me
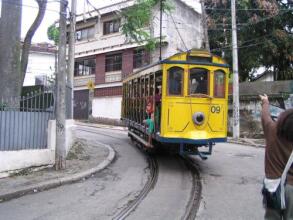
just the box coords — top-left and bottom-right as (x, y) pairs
(23, 43), (56, 87)
(73, 0), (204, 120)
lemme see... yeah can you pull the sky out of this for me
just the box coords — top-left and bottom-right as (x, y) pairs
(18, 0), (200, 43)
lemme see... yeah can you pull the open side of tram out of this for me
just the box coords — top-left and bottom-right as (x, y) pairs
(121, 50), (230, 159)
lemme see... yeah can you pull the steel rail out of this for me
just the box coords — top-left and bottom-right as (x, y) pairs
(76, 125), (159, 220)
(113, 155), (158, 220)
(180, 155), (202, 220)
(77, 125), (201, 220)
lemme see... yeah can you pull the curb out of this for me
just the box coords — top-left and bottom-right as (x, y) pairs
(0, 142), (115, 202)
(227, 138), (265, 148)
(75, 122), (128, 131)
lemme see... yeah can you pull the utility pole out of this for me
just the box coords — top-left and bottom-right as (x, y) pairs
(67, 0), (77, 119)
(159, 0), (163, 61)
(231, 0), (240, 139)
(56, 0), (68, 170)
(200, 0), (210, 51)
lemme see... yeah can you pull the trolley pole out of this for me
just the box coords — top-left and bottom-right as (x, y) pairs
(67, 0), (77, 119)
(231, 0), (240, 139)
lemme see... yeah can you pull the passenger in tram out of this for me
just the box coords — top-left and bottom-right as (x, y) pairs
(189, 74), (207, 95)
(169, 72), (181, 95)
(155, 87), (161, 133)
(195, 76), (207, 94)
(190, 78), (199, 94)
(144, 97), (155, 147)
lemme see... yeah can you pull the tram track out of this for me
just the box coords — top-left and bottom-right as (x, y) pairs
(113, 155), (158, 220)
(76, 126), (160, 220)
(76, 125), (201, 220)
(180, 156), (202, 220)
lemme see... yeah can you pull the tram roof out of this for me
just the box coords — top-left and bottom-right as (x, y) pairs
(123, 49), (229, 83)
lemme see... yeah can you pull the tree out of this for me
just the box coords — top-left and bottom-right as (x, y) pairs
(0, 0), (22, 101)
(0, 0), (47, 102)
(47, 23), (60, 45)
(47, 22), (59, 79)
(121, 0), (173, 51)
(205, 0), (292, 81)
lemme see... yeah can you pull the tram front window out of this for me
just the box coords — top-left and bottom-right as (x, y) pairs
(189, 68), (208, 95)
(168, 67), (183, 96)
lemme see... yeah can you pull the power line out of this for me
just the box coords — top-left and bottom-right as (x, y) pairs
(85, 0), (101, 17)
(169, 14), (188, 51)
(205, 8), (292, 11)
(207, 10), (291, 33)
(1, 0), (60, 13)
(211, 36), (277, 52)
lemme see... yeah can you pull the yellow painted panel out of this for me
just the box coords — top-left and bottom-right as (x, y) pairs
(167, 102), (190, 132)
(208, 103), (225, 132)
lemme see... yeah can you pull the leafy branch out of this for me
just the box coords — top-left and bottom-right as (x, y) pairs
(121, 0), (173, 51)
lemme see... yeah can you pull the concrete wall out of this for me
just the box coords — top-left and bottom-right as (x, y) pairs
(0, 120), (75, 177)
(92, 96), (122, 119)
(228, 81), (293, 138)
(0, 120), (55, 177)
(152, 0), (203, 59)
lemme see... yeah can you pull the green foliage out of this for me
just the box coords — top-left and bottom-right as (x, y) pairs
(121, 0), (173, 51)
(205, 0), (293, 81)
(47, 23), (59, 45)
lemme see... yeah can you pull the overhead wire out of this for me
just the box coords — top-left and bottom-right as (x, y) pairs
(205, 8), (292, 11)
(210, 36), (278, 52)
(169, 14), (188, 51)
(1, 0), (60, 13)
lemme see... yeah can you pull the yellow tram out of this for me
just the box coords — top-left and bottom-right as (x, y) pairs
(121, 49), (230, 159)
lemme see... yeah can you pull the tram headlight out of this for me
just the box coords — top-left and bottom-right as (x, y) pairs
(192, 112), (205, 125)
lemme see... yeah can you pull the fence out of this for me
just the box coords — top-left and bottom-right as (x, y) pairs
(0, 90), (55, 151)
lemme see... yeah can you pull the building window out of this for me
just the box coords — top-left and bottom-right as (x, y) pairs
(74, 58), (96, 76)
(76, 26), (95, 41)
(105, 53), (122, 72)
(103, 19), (120, 35)
(133, 49), (150, 69)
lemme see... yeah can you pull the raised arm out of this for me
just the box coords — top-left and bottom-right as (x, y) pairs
(259, 94), (274, 132)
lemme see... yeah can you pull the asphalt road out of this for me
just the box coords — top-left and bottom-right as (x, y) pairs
(0, 127), (149, 220)
(127, 155), (193, 220)
(194, 143), (265, 220)
(0, 126), (266, 220)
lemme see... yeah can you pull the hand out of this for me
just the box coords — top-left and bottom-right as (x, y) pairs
(259, 94), (269, 104)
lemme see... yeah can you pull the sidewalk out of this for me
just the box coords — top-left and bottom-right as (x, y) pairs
(0, 138), (115, 202)
(76, 121), (128, 131)
(228, 137), (265, 148)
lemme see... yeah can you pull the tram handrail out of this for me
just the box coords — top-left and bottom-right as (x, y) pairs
(185, 93), (213, 99)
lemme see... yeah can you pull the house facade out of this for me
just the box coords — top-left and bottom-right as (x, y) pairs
(23, 43), (56, 87)
(73, 0), (203, 120)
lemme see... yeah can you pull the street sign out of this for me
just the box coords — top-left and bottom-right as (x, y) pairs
(87, 80), (95, 91)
